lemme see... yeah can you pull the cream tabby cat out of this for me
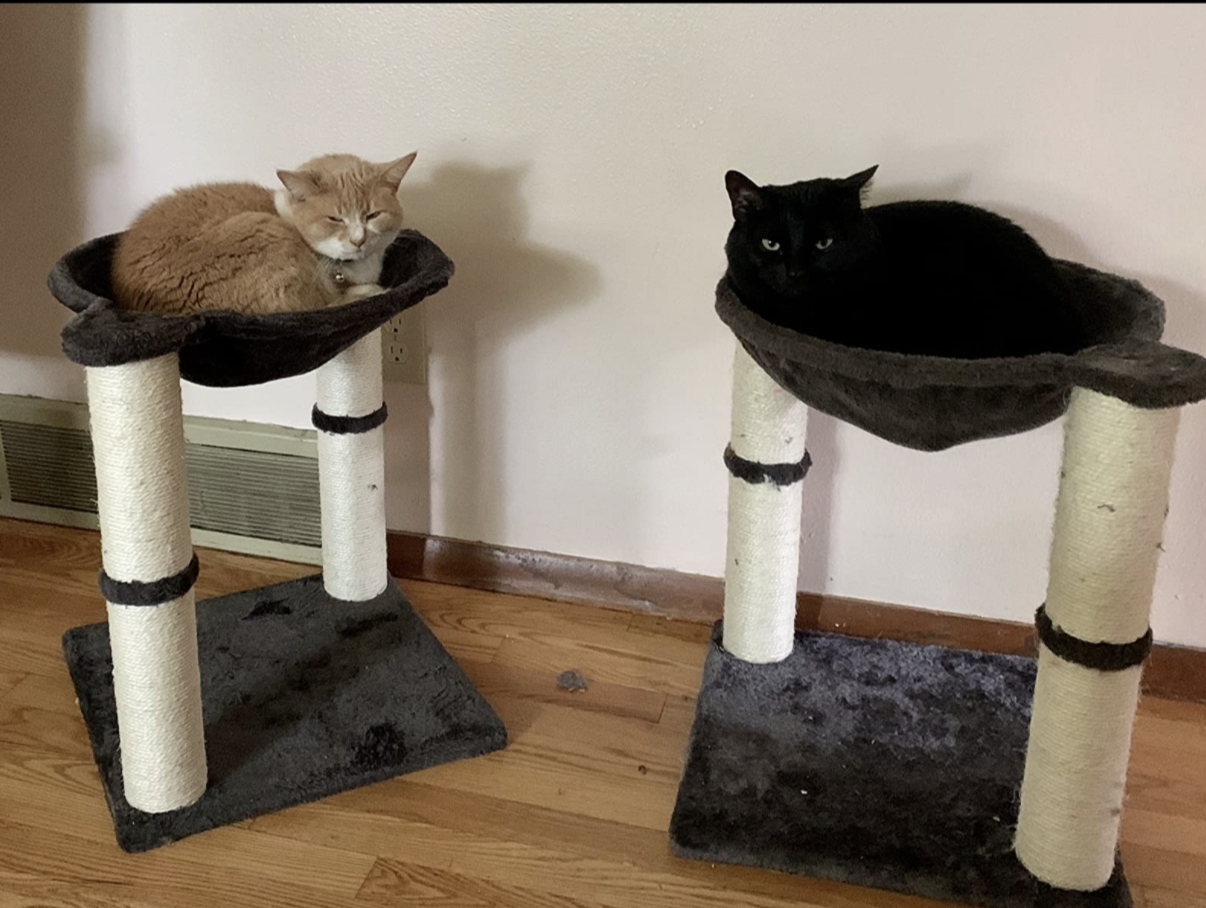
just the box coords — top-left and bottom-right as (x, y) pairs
(111, 152), (417, 315)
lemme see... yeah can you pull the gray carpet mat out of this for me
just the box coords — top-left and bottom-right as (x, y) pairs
(63, 574), (507, 853)
(669, 623), (1129, 908)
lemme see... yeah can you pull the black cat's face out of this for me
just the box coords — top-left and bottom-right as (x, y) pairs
(724, 167), (879, 297)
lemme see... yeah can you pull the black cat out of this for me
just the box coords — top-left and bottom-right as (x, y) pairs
(723, 166), (1086, 358)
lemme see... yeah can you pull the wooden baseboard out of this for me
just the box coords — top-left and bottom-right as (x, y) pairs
(387, 529), (1206, 704)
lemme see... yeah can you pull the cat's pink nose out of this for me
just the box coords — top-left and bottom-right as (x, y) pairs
(350, 233), (366, 248)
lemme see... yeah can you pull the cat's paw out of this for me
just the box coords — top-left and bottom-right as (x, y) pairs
(340, 283), (386, 304)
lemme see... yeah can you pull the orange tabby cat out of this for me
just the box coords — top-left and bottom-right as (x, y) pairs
(111, 152), (416, 315)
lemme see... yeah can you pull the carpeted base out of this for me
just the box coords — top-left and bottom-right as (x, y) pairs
(63, 574), (507, 853)
(669, 623), (1131, 908)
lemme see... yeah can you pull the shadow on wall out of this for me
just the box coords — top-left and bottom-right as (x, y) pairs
(400, 161), (601, 541)
(0, 4), (85, 370)
(797, 411), (839, 595)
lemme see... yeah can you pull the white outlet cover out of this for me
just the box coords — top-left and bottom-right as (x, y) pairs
(382, 308), (426, 385)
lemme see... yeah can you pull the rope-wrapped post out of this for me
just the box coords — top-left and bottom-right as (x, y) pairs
(314, 329), (389, 601)
(86, 353), (207, 813)
(1014, 387), (1179, 891)
(722, 342), (810, 663)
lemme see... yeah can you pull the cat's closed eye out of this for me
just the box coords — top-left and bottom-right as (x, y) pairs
(366, 211), (384, 221)
(815, 238), (833, 250)
(761, 238), (781, 252)
(326, 216), (345, 224)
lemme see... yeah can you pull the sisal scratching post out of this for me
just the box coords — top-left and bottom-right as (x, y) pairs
(315, 328), (389, 601)
(1015, 388), (1179, 891)
(86, 353), (207, 813)
(722, 343), (810, 663)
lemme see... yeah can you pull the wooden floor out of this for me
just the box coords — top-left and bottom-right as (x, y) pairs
(1, 517), (1204, 908)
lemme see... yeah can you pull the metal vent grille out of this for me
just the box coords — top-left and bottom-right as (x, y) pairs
(1, 421), (97, 512)
(186, 444), (320, 546)
(0, 395), (321, 562)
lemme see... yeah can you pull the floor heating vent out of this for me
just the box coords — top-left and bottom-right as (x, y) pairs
(0, 394), (322, 565)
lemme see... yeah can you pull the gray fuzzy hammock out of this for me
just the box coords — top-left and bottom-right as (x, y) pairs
(48, 229), (453, 385)
(717, 260), (1206, 451)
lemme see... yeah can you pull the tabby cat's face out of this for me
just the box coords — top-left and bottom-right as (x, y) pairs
(724, 167), (879, 297)
(275, 152), (416, 262)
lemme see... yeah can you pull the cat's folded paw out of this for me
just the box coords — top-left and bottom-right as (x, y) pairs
(340, 283), (386, 304)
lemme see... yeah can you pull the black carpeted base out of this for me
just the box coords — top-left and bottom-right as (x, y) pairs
(63, 574), (507, 853)
(669, 623), (1131, 908)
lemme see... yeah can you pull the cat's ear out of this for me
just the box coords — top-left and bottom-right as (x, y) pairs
(841, 165), (878, 193)
(725, 170), (763, 221)
(277, 169), (322, 201)
(380, 152), (418, 193)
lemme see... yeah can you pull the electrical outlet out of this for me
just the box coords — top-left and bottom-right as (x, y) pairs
(382, 307), (427, 385)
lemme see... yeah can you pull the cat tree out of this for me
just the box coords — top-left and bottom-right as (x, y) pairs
(670, 261), (1206, 908)
(49, 230), (506, 851)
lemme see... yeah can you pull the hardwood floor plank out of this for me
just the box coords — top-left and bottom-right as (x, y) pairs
(0, 606), (91, 678)
(0, 673), (25, 701)
(1140, 887), (1206, 907)
(0, 881), (168, 908)
(253, 784), (953, 908)
(253, 803), (949, 908)
(356, 858), (607, 908)
(0, 812), (375, 902)
(1134, 706), (1206, 756)
(1122, 842), (1206, 897)
(353, 681), (685, 829)
(464, 658), (667, 724)
(1124, 702), (1206, 825)
(293, 777), (663, 860)
(399, 577), (634, 640)
(423, 622), (505, 666)
(492, 635), (705, 698)
(1137, 695), (1206, 725)
(0, 672), (93, 756)
(413, 740), (677, 830)
(0, 859), (366, 908)
(1125, 767), (1206, 822)
(1123, 809), (1206, 859)
(627, 612), (715, 645)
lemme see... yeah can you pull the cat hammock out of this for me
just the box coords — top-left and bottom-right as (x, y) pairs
(669, 261), (1206, 908)
(47, 230), (506, 852)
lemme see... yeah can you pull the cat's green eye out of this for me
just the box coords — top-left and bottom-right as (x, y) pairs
(815, 238), (834, 250)
(761, 238), (781, 252)
(326, 216), (345, 224)
(366, 211), (384, 221)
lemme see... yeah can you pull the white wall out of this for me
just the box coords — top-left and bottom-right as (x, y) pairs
(3, 3), (1205, 646)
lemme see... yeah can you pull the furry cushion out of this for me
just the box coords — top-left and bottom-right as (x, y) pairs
(716, 260), (1206, 451)
(48, 230), (453, 387)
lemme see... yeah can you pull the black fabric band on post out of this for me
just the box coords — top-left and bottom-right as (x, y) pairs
(311, 403), (388, 435)
(99, 553), (200, 607)
(1034, 605), (1153, 672)
(723, 444), (812, 487)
